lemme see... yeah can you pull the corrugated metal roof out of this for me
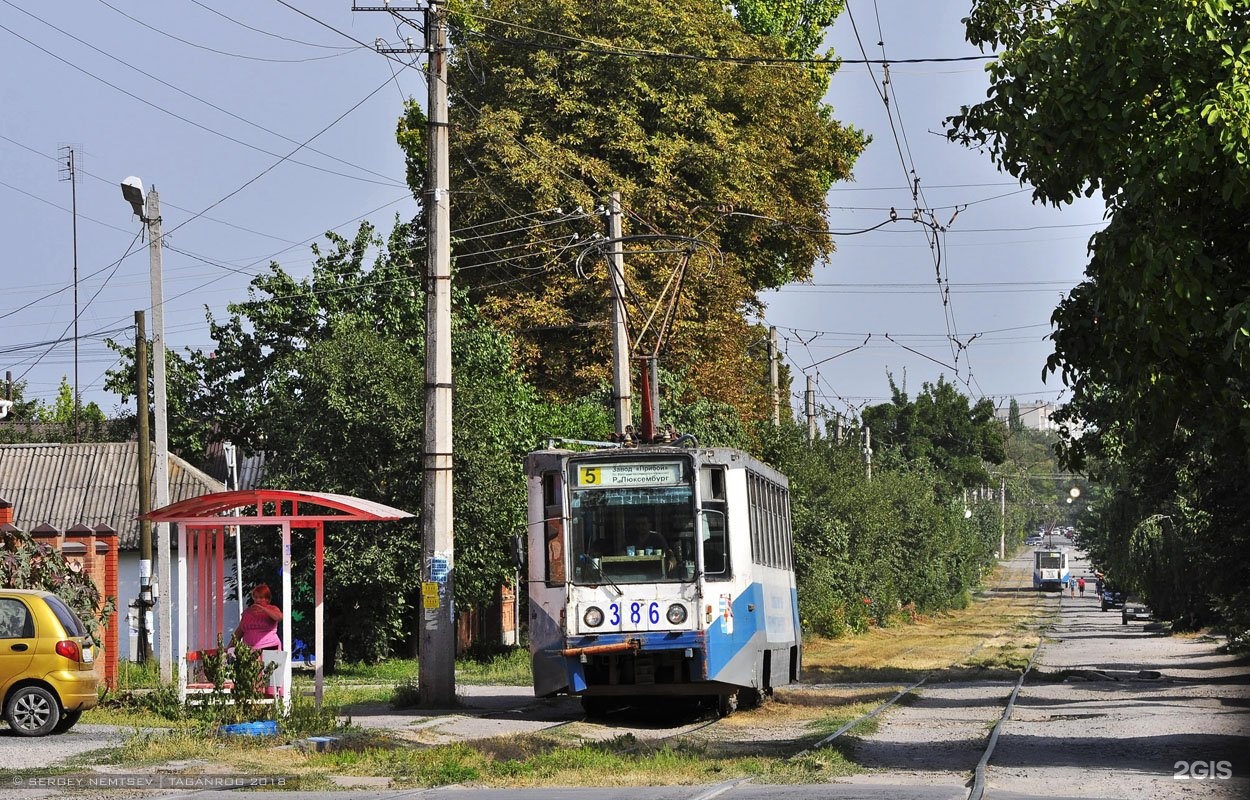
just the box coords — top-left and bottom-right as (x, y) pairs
(0, 443), (224, 550)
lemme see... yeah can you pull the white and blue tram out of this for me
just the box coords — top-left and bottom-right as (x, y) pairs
(523, 443), (801, 715)
(1032, 548), (1070, 591)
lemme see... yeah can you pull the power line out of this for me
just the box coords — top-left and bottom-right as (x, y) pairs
(455, 12), (995, 66)
(94, 0), (356, 63)
(0, 17), (403, 189)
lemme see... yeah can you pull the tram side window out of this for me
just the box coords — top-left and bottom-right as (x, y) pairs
(746, 471), (792, 569)
(543, 472), (566, 585)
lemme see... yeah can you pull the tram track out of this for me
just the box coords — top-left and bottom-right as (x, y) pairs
(392, 549), (1065, 795)
(768, 551), (1062, 799)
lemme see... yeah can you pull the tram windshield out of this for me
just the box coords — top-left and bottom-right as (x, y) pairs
(1035, 552), (1064, 569)
(568, 460), (696, 584)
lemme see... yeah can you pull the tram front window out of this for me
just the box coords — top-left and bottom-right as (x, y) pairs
(570, 484), (695, 584)
(1036, 553), (1063, 570)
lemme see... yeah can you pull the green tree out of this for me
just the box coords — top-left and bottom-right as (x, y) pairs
(947, 0), (1250, 634)
(860, 376), (1006, 501)
(1007, 397), (1023, 433)
(401, 0), (865, 422)
(758, 419), (1001, 638)
(0, 377), (114, 443)
(111, 220), (604, 667)
(103, 344), (214, 465)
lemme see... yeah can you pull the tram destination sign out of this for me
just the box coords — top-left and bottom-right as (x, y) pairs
(576, 461), (682, 488)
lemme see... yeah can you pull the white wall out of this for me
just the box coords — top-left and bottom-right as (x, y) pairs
(118, 551), (241, 662)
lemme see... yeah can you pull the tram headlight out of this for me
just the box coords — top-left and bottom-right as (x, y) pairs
(666, 603), (688, 625)
(583, 606), (605, 628)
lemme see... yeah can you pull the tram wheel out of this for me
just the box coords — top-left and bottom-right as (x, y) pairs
(716, 691), (739, 718)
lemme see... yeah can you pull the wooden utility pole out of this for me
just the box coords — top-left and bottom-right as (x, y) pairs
(608, 192), (632, 434)
(419, 0), (456, 708)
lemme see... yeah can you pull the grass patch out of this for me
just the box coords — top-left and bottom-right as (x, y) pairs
(85, 687), (877, 787)
(294, 732), (857, 787)
(802, 558), (1053, 682)
(304, 647), (531, 688)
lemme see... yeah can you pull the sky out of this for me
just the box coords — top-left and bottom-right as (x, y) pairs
(0, 1), (1103, 424)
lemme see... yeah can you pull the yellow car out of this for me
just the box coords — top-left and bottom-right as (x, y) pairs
(0, 588), (99, 736)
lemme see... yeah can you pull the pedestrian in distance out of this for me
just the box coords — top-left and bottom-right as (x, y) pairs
(1069, 578), (1076, 597)
(1078, 576), (1086, 597)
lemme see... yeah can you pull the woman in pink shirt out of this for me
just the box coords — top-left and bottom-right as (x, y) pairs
(231, 584), (282, 651)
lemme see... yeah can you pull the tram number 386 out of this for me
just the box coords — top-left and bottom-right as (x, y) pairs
(608, 601), (663, 628)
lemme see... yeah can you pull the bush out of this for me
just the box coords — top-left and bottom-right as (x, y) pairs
(0, 527), (114, 644)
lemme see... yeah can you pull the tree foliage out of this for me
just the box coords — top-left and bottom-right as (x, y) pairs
(400, 0), (864, 422)
(112, 221), (606, 666)
(0, 526), (113, 645)
(860, 376), (1006, 501)
(948, 0), (1250, 634)
(0, 378), (117, 444)
(757, 420), (1002, 638)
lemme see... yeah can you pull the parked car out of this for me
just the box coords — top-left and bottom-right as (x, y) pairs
(1101, 587), (1126, 611)
(0, 589), (98, 736)
(1122, 597), (1153, 625)
(1025, 536), (1043, 546)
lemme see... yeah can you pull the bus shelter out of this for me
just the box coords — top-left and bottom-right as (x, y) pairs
(141, 490), (414, 707)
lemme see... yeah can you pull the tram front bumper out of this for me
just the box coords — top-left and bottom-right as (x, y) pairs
(563, 631), (708, 693)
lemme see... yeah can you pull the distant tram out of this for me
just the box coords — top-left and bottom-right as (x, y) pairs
(1033, 548), (1070, 591)
(523, 442), (801, 715)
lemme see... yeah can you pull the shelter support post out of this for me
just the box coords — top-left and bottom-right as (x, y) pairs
(281, 520), (292, 712)
(176, 522), (188, 703)
(315, 522), (324, 707)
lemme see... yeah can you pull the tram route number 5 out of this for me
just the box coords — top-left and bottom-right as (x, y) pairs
(579, 467), (601, 486)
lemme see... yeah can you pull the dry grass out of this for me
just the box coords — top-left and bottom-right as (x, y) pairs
(803, 559), (1052, 683)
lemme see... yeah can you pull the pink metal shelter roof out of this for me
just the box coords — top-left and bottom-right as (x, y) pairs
(139, 490), (413, 524)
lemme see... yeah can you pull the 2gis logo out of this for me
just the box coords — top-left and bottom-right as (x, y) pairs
(1173, 760), (1233, 780)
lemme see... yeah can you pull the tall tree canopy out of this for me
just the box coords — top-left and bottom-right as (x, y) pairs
(399, 0), (864, 421)
(860, 376), (1006, 501)
(947, 0), (1250, 631)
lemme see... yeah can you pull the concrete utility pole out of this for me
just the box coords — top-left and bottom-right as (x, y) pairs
(769, 327), (779, 426)
(59, 147), (81, 441)
(148, 189), (172, 682)
(419, 0), (456, 708)
(135, 312), (153, 663)
(120, 183), (172, 681)
(608, 192), (632, 433)
(1000, 477), (1007, 559)
(805, 375), (816, 442)
(863, 426), (873, 482)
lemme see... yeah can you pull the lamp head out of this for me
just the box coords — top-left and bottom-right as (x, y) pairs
(121, 176), (145, 217)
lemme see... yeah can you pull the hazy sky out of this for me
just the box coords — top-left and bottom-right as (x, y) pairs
(1, 1), (1102, 422)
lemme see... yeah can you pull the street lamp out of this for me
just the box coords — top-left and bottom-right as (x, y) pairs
(121, 176), (172, 682)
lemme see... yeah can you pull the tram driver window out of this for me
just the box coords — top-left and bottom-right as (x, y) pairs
(701, 508), (729, 578)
